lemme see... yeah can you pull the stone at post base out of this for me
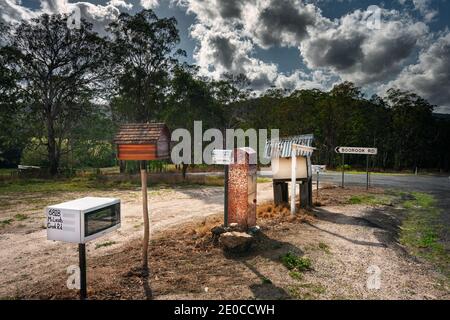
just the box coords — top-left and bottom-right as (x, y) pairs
(219, 231), (254, 253)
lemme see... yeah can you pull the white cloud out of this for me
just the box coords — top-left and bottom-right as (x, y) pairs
(0, 0), (36, 23)
(382, 31), (450, 112)
(108, 0), (133, 10)
(141, 0), (160, 9)
(0, 0), (132, 33)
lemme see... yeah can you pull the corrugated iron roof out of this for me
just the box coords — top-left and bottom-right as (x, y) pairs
(114, 123), (169, 144)
(264, 134), (314, 158)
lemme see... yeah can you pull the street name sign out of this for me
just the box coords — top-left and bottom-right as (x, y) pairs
(335, 147), (378, 155)
(312, 165), (326, 174)
(212, 149), (233, 165)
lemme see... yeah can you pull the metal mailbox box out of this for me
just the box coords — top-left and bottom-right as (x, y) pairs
(46, 197), (121, 244)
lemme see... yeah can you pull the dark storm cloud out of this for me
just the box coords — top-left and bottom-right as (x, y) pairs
(304, 35), (365, 71)
(361, 34), (418, 75)
(216, 0), (244, 19)
(301, 10), (429, 85)
(255, 0), (317, 47)
(388, 32), (450, 110)
(210, 35), (237, 69)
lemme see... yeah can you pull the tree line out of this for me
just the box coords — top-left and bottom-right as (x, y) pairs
(0, 10), (449, 175)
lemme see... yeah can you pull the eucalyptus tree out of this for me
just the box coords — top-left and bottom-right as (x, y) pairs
(108, 9), (185, 123)
(8, 14), (110, 175)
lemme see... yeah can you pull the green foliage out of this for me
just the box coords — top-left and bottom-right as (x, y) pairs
(399, 192), (449, 277)
(347, 194), (393, 206)
(280, 252), (312, 272)
(289, 271), (303, 280)
(0, 219), (13, 226)
(95, 241), (117, 249)
(14, 214), (28, 221)
(261, 277), (272, 284)
(318, 242), (330, 254)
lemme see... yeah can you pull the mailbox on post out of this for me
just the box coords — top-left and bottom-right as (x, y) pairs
(227, 147), (257, 230)
(46, 197), (121, 300)
(264, 135), (315, 209)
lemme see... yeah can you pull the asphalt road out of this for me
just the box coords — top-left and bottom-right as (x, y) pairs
(318, 172), (450, 237)
(317, 171), (450, 194)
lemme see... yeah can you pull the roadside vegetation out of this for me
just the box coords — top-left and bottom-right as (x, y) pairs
(398, 192), (449, 278)
(345, 189), (449, 280)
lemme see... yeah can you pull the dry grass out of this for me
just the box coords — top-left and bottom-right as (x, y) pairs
(257, 203), (315, 224)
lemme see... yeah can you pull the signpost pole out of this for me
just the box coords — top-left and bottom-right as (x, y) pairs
(341, 153), (345, 188)
(78, 243), (87, 300)
(291, 148), (297, 215)
(224, 164), (229, 227)
(366, 155), (369, 190)
(316, 171), (319, 198)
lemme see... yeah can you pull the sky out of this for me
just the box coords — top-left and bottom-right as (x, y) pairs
(1, 0), (449, 113)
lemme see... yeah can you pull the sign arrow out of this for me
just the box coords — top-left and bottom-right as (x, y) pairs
(335, 147), (378, 155)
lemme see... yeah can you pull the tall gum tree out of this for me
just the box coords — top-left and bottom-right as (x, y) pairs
(8, 14), (109, 175)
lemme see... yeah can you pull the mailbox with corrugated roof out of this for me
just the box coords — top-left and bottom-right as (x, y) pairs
(264, 135), (315, 208)
(114, 123), (170, 161)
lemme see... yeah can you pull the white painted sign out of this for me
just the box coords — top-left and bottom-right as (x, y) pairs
(335, 147), (378, 155)
(312, 165), (326, 174)
(212, 149), (233, 165)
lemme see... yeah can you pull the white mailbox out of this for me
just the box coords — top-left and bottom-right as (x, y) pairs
(46, 197), (121, 244)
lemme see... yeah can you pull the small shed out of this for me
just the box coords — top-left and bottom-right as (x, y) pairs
(114, 123), (170, 161)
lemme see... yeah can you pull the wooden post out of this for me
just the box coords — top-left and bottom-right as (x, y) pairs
(316, 171), (319, 198)
(300, 181), (309, 208)
(140, 160), (149, 271)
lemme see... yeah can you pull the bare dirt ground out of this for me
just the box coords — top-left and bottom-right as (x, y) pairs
(0, 182), (274, 298)
(1, 183), (448, 300)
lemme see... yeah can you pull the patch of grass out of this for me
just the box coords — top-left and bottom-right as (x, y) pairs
(0, 177), (141, 193)
(347, 194), (392, 206)
(280, 252), (312, 272)
(399, 192), (449, 278)
(14, 214), (28, 221)
(204, 176), (224, 186)
(0, 219), (13, 226)
(299, 283), (326, 294)
(289, 271), (303, 280)
(257, 177), (272, 183)
(287, 283), (326, 299)
(95, 241), (117, 249)
(318, 242), (331, 254)
(261, 277), (272, 284)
